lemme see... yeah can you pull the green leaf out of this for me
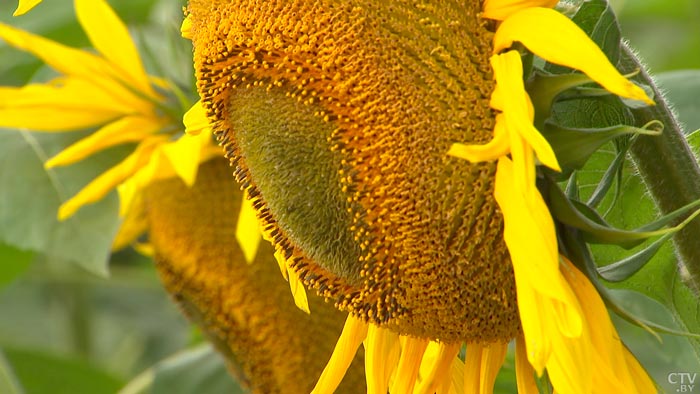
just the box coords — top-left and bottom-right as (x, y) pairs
(0, 130), (126, 276)
(655, 70), (700, 134)
(4, 347), (123, 394)
(120, 344), (247, 394)
(0, 244), (33, 288)
(0, 350), (23, 394)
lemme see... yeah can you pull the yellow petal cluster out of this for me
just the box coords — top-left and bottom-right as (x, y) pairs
(450, 3), (655, 394)
(0, 0), (219, 248)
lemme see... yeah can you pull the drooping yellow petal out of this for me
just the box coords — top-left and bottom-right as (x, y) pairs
(58, 136), (167, 220)
(13, 0), (42, 16)
(490, 51), (561, 172)
(236, 196), (262, 264)
(493, 7), (653, 104)
(560, 258), (656, 393)
(465, 343), (512, 394)
(363, 325), (400, 394)
(312, 316), (369, 394)
(288, 268), (310, 314)
(181, 15), (193, 40)
(514, 337), (538, 394)
(74, 0), (157, 99)
(390, 337), (429, 394)
(415, 342), (461, 394)
(479, 343), (508, 394)
(45, 116), (162, 168)
(623, 346), (657, 394)
(494, 157), (583, 371)
(544, 323), (593, 394)
(161, 134), (204, 187)
(111, 191), (148, 250)
(463, 343), (484, 393)
(482, 0), (559, 20)
(183, 100), (211, 136)
(0, 23), (143, 108)
(447, 115), (509, 163)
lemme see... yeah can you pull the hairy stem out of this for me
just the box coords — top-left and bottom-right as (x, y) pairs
(620, 43), (700, 294)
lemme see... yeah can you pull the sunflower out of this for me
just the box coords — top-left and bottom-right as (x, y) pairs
(143, 157), (367, 393)
(0, 0), (219, 248)
(186, 0), (666, 393)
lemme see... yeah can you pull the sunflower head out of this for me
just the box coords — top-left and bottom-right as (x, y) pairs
(188, 0), (520, 344)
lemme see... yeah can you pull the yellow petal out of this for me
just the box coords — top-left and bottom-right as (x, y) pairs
(479, 343), (507, 394)
(272, 250), (290, 280)
(0, 23), (143, 107)
(463, 343), (483, 393)
(13, 0), (42, 16)
(545, 324), (593, 394)
(493, 7), (653, 104)
(311, 316), (369, 394)
(288, 268), (310, 314)
(623, 346), (657, 394)
(0, 82), (129, 131)
(447, 115), (509, 163)
(482, 0), (559, 20)
(45, 116), (162, 168)
(390, 337), (429, 394)
(183, 100), (211, 136)
(117, 148), (177, 216)
(364, 325), (400, 394)
(494, 157), (584, 372)
(416, 342), (461, 394)
(161, 134), (205, 187)
(236, 196), (262, 264)
(181, 15), (193, 40)
(111, 191), (148, 250)
(58, 137), (166, 220)
(74, 0), (156, 99)
(560, 259), (656, 393)
(514, 337), (538, 394)
(491, 51), (561, 171)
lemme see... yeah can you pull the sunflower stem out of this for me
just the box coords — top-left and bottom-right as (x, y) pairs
(620, 43), (700, 294)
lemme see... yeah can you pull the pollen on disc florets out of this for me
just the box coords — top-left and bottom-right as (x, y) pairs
(188, 0), (520, 343)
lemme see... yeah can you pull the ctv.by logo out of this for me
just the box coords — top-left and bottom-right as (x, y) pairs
(668, 372), (698, 392)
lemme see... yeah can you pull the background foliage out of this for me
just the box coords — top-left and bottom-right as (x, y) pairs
(0, 0), (698, 393)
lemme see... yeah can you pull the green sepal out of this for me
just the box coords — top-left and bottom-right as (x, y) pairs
(527, 72), (592, 126)
(548, 179), (700, 248)
(542, 120), (662, 171)
(597, 231), (674, 282)
(585, 141), (627, 209)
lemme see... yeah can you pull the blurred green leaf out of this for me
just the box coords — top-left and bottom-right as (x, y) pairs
(655, 70), (700, 134)
(0, 130), (125, 276)
(120, 344), (246, 394)
(4, 347), (123, 394)
(0, 350), (23, 394)
(0, 243), (33, 288)
(610, 289), (700, 394)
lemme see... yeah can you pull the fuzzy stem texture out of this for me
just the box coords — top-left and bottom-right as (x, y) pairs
(621, 43), (700, 294)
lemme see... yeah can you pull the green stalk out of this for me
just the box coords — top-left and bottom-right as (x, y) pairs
(620, 43), (700, 294)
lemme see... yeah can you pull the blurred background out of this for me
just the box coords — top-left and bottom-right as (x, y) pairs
(0, 0), (698, 393)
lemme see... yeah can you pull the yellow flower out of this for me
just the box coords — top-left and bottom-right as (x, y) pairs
(187, 0), (656, 393)
(0, 0), (219, 247)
